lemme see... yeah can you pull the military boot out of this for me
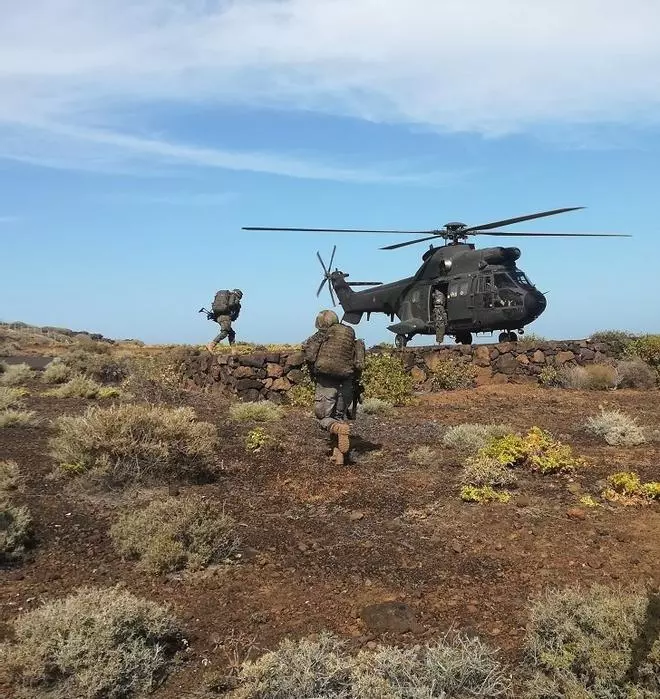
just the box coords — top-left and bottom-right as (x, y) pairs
(330, 446), (344, 465)
(329, 421), (350, 461)
(206, 342), (216, 353)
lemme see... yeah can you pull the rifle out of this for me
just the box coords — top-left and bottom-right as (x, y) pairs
(347, 373), (364, 420)
(198, 307), (215, 320)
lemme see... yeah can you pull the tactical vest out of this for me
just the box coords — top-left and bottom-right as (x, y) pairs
(314, 323), (356, 378)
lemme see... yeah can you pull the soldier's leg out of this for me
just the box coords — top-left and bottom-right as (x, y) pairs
(314, 381), (339, 431)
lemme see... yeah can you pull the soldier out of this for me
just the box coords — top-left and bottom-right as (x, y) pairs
(302, 310), (365, 466)
(206, 288), (243, 352)
(432, 288), (448, 344)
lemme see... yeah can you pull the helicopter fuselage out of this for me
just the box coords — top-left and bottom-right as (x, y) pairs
(330, 243), (547, 343)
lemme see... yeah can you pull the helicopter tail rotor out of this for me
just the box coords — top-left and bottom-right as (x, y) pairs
(316, 245), (337, 307)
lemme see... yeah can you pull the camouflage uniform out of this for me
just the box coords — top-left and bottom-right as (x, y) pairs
(207, 289), (242, 351)
(302, 310), (365, 465)
(432, 289), (447, 343)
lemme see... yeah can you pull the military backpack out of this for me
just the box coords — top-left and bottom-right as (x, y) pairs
(212, 290), (239, 315)
(314, 323), (358, 378)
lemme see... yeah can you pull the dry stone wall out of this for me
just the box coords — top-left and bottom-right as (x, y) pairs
(182, 340), (617, 401)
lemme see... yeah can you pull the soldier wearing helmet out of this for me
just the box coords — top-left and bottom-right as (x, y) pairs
(302, 309), (366, 465)
(206, 288), (243, 352)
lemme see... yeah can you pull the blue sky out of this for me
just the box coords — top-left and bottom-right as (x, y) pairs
(1, 1), (659, 346)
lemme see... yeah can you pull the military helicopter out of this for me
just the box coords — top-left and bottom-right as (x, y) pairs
(243, 207), (630, 347)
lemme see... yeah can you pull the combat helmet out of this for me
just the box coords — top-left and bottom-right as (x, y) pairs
(315, 309), (339, 329)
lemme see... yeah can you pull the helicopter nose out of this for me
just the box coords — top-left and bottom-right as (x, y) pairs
(525, 289), (546, 319)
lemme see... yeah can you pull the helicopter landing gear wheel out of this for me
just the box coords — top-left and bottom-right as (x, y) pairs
(498, 331), (518, 343)
(455, 332), (473, 345)
(395, 334), (408, 349)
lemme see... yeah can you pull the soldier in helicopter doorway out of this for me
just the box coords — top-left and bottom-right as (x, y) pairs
(432, 288), (448, 344)
(302, 310), (366, 466)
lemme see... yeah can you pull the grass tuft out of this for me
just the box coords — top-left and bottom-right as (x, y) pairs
(229, 401), (284, 422)
(0, 410), (38, 428)
(360, 397), (394, 415)
(0, 386), (28, 411)
(0, 363), (34, 387)
(443, 423), (511, 453)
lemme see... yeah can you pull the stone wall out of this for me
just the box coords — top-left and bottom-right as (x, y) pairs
(182, 340), (617, 401)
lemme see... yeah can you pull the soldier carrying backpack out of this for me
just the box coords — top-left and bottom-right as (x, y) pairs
(205, 288), (243, 352)
(302, 309), (366, 466)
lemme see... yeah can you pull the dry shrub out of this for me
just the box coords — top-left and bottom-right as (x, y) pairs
(287, 365), (315, 407)
(230, 631), (510, 698)
(559, 364), (617, 390)
(45, 375), (120, 399)
(0, 363), (34, 387)
(1, 586), (184, 699)
(228, 401), (284, 422)
(41, 359), (73, 385)
(0, 499), (33, 562)
(524, 584), (660, 698)
(431, 359), (477, 390)
(461, 455), (518, 488)
(49, 404), (219, 488)
(350, 633), (510, 698)
(615, 358), (657, 389)
(0, 460), (22, 492)
(585, 408), (647, 446)
(360, 397), (394, 415)
(60, 348), (128, 384)
(110, 495), (239, 574)
(443, 423), (511, 453)
(0, 410), (38, 428)
(0, 386), (27, 410)
(121, 349), (195, 402)
(407, 446), (436, 467)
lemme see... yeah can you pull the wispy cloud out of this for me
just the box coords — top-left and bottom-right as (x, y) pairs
(1, 0), (659, 177)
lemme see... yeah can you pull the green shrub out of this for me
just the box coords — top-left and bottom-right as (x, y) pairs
(0, 410), (38, 428)
(245, 427), (271, 452)
(538, 365), (560, 387)
(443, 423), (511, 453)
(49, 404), (219, 488)
(110, 496), (239, 574)
(0, 363), (34, 387)
(407, 446), (436, 466)
(231, 631), (510, 699)
(360, 397), (394, 415)
(431, 359), (477, 390)
(602, 471), (660, 504)
(589, 330), (636, 358)
(45, 375), (121, 399)
(523, 584), (660, 698)
(460, 485), (512, 504)
(0, 499), (33, 562)
(481, 427), (585, 474)
(624, 334), (660, 377)
(585, 408), (646, 446)
(0, 386), (27, 410)
(1, 586), (184, 698)
(41, 360), (73, 385)
(287, 365), (315, 407)
(615, 358), (657, 389)
(461, 455), (518, 488)
(362, 353), (414, 406)
(229, 401), (284, 422)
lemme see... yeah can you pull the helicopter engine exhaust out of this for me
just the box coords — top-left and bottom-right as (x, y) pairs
(483, 247), (521, 264)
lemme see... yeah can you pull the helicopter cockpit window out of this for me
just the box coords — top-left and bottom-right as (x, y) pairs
(494, 273), (515, 289)
(458, 280), (470, 296)
(513, 270), (532, 286)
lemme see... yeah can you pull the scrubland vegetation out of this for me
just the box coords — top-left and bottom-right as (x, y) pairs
(0, 324), (658, 698)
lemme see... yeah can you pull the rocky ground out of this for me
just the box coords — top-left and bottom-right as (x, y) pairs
(1, 376), (659, 696)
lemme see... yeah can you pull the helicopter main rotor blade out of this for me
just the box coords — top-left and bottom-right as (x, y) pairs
(347, 281), (383, 286)
(380, 235), (443, 250)
(473, 230), (631, 237)
(243, 226), (436, 234)
(464, 207), (584, 233)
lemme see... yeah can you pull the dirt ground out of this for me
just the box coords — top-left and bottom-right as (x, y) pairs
(1, 377), (659, 696)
